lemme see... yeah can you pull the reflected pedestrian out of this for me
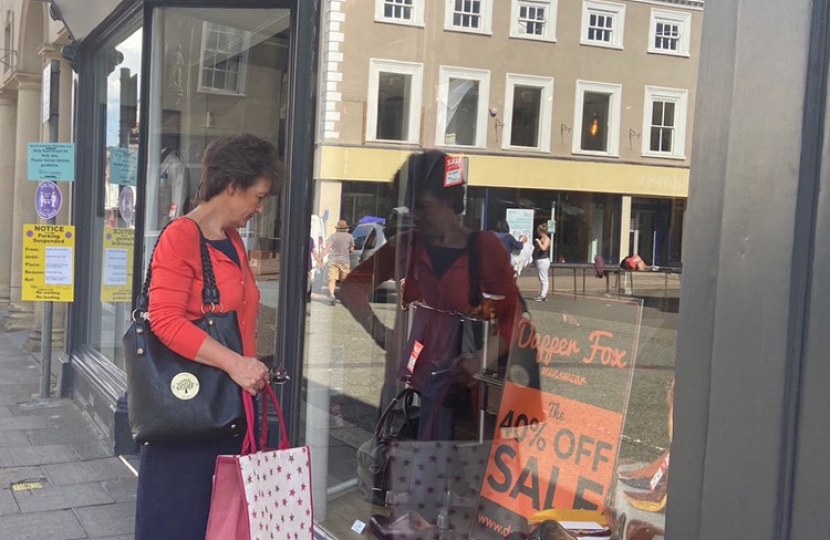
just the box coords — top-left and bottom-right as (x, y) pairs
(532, 223), (551, 301)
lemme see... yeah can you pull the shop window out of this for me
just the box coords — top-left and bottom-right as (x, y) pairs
(510, 0), (557, 42)
(444, 0), (493, 34)
(198, 22), (250, 95)
(581, 0), (625, 50)
(366, 59), (423, 143)
(649, 9), (691, 57)
(502, 73), (554, 151)
(436, 66), (490, 147)
(642, 86), (688, 159)
(573, 80), (621, 156)
(375, 0), (424, 26)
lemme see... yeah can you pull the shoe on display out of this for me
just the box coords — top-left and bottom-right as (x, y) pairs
(369, 511), (435, 540)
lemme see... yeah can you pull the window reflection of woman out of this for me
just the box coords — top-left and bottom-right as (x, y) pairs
(340, 150), (522, 529)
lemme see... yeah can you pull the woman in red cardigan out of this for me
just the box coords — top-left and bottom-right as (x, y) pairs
(134, 134), (280, 540)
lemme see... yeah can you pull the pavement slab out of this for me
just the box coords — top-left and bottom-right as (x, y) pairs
(43, 458), (135, 486)
(13, 481), (115, 513)
(0, 508), (86, 540)
(0, 465), (46, 487)
(74, 501), (136, 538)
(0, 429), (32, 447)
(0, 444), (80, 467)
(0, 487), (19, 516)
(100, 477), (139, 504)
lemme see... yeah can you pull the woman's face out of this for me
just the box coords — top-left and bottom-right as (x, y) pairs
(227, 177), (271, 228)
(412, 191), (456, 239)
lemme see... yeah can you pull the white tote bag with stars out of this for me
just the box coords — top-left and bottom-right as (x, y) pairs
(206, 385), (313, 540)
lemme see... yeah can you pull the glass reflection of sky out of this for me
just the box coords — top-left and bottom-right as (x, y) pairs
(106, 28), (142, 147)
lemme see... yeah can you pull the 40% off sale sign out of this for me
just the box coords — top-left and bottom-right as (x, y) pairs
(470, 294), (643, 540)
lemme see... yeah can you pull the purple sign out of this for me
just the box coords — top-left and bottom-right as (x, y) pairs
(118, 186), (135, 224)
(35, 181), (62, 220)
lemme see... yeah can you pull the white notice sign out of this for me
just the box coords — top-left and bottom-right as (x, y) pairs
(103, 249), (129, 286)
(44, 247), (73, 285)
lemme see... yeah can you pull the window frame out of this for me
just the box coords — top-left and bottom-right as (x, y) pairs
(648, 8), (692, 57)
(572, 79), (622, 157)
(197, 21), (251, 96)
(366, 58), (424, 144)
(580, 0), (626, 50)
(641, 85), (689, 160)
(509, 0), (558, 43)
(444, 0), (494, 35)
(374, 0), (425, 27)
(502, 73), (554, 152)
(435, 65), (491, 149)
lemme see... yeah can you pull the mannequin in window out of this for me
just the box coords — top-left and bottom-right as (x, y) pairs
(158, 146), (189, 226)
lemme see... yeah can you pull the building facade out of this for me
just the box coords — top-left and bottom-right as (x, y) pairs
(315, 0), (702, 265)
(5, 0), (829, 539)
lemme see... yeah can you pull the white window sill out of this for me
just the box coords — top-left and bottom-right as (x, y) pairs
(501, 144), (551, 153)
(509, 34), (557, 43)
(197, 87), (247, 97)
(374, 18), (425, 28)
(366, 137), (421, 145)
(647, 49), (691, 58)
(579, 40), (623, 50)
(435, 142), (487, 150)
(642, 151), (686, 160)
(443, 27), (493, 37)
(573, 149), (620, 158)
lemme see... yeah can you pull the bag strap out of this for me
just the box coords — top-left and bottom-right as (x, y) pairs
(467, 231), (482, 307)
(374, 387), (420, 439)
(241, 384), (291, 455)
(134, 217), (221, 313)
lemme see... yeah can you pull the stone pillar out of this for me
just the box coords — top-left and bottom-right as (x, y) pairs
(0, 93), (17, 309)
(5, 74), (41, 331)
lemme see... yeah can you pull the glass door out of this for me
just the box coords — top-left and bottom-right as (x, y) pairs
(143, 6), (291, 359)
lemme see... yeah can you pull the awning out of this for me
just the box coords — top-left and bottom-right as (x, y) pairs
(51, 0), (125, 43)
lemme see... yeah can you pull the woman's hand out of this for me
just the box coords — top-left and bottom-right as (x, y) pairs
(229, 355), (271, 396)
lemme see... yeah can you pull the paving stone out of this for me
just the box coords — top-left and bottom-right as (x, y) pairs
(0, 430), (31, 447)
(0, 508), (86, 540)
(100, 477), (138, 504)
(74, 501), (135, 538)
(0, 466), (46, 487)
(0, 417), (48, 430)
(0, 391), (40, 405)
(43, 458), (134, 486)
(0, 405), (12, 418)
(13, 481), (115, 513)
(0, 445), (80, 467)
(0, 487), (19, 516)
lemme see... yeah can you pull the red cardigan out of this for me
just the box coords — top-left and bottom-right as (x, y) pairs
(148, 218), (260, 360)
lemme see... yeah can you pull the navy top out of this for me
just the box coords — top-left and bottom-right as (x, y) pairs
(424, 243), (466, 280)
(207, 237), (240, 268)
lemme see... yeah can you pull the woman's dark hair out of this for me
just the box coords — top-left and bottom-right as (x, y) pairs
(392, 150), (465, 215)
(494, 219), (511, 234)
(196, 133), (282, 202)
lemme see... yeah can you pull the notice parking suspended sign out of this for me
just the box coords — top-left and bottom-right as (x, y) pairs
(27, 143), (75, 182)
(22, 224), (75, 302)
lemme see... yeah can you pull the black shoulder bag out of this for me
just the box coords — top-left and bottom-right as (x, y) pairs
(124, 220), (247, 445)
(356, 387), (421, 505)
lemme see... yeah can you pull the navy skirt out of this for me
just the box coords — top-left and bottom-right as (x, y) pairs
(134, 435), (244, 540)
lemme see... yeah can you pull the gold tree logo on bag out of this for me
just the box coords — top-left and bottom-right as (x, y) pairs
(170, 373), (200, 400)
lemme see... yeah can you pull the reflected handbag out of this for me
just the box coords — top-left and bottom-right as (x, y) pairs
(124, 220), (246, 445)
(356, 387), (421, 505)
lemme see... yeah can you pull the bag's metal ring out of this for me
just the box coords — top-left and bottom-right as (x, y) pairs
(200, 302), (224, 314)
(131, 309), (147, 322)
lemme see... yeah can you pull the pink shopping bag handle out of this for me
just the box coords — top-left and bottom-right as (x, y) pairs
(241, 384), (291, 455)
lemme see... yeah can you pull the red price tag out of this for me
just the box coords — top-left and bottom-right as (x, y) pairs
(444, 156), (465, 187)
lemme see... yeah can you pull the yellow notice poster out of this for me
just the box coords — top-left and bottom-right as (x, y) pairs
(22, 224), (75, 302)
(101, 227), (135, 303)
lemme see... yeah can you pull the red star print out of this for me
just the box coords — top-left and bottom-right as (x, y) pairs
(287, 473), (292, 481)
(301, 483), (306, 490)
(289, 514), (295, 522)
(288, 454), (295, 463)
(253, 511), (258, 518)
(248, 475), (253, 483)
(277, 465), (283, 473)
(282, 498), (288, 507)
(300, 523), (306, 530)
(297, 466), (303, 475)
(297, 498), (303, 506)
(289, 489), (296, 497)
(268, 490), (273, 497)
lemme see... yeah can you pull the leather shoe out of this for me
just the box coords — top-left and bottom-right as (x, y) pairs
(370, 511), (435, 540)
